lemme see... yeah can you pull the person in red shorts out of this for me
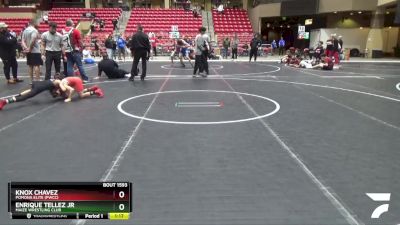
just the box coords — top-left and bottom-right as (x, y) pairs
(313, 54), (334, 70)
(59, 77), (104, 103)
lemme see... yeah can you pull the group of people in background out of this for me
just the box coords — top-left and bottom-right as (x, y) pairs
(220, 33), (262, 62)
(90, 19), (105, 33)
(0, 18), (106, 111)
(1, 13), (347, 88)
(279, 33), (344, 70)
(221, 34), (239, 60)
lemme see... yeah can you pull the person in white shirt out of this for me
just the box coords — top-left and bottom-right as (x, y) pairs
(82, 46), (94, 64)
(43, 13), (48, 24)
(9, 30), (16, 38)
(299, 59), (314, 69)
(82, 47), (92, 59)
(217, 4), (224, 14)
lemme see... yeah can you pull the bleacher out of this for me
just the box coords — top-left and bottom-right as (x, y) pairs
(126, 8), (201, 38)
(38, 8), (122, 34)
(124, 8), (203, 55)
(212, 8), (253, 50)
(212, 8), (252, 34)
(1, 18), (30, 35)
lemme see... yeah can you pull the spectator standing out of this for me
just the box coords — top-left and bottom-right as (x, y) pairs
(278, 37), (285, 55)
(21, 19), (42, 81)
(314, 41), (324, 63)
(338, 35), (343, 50)
(93, 39), (99, 57)
(271, 39), (277, 55)
(222, 37), (230, 59)
(149, 34), (158, 57)
(43, 13), (48, 24)
(0, 22), (23, 84)
(99, 20), (105, 31)
(332, 34), (340, 65)
(338, 35), (344, 60)
(112, 36), (117, 60)
(325, 34), (334, 58)
(117, 35), (127, 61)
(193, 27), (210, 77)
(112, 19), (118, 31)
(231, 34), (239, 60)
(16, 38), (23, 59)
(105, 34), (114, 60)
(62, 19), (89, 81)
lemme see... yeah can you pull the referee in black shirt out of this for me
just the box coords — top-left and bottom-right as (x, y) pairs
(129, 25), (151, 81)
(96, 54), (130, 79)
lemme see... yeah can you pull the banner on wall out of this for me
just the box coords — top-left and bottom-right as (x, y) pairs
(169, 32), (180, 39)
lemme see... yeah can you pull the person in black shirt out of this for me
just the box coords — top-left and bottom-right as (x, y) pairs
(332, 34), (340, 64)
(314, 41), (324, 63)
(104, 35), (114, 60)
(112, 19), (118, 31)
(249, 33), (262, 62)
(325, 34), (334, 58)
(338, 36), (343, 50)
(129, 25), (151, 81)
(99, 20), (105, 31)
(112, 39), (117, 60)
(90, 23), (95, 32)
(0, 22), (23, 84)
(93, 39), (99, 57)
(95, 54), (130, 79)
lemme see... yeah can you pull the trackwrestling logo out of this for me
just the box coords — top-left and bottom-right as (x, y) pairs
(366, 193), (391, 219)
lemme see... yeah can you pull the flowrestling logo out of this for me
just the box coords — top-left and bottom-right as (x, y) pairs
(366, 193), (391, 219)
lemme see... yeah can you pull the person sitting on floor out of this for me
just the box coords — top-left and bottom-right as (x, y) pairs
(280, 50), (292, 64)
(299, 59), (315, 69)
(287, 55), (302, 68)
(312, 54), (334, 70)
(82, 46), (95, 64)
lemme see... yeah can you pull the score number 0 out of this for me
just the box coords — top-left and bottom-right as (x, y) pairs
(118, 191), (126, 211)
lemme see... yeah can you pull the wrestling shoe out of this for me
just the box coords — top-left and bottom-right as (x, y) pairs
(0, 99), (7, 110)
(88, 85), (99, 92)
(95, 89), (104, 98)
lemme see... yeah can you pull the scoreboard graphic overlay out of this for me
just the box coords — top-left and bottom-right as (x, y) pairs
(8, 182), (132, 220)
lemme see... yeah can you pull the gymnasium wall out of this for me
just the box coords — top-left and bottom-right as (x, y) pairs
(310, 27), (398, 54)
(248, 3), (280, 33)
